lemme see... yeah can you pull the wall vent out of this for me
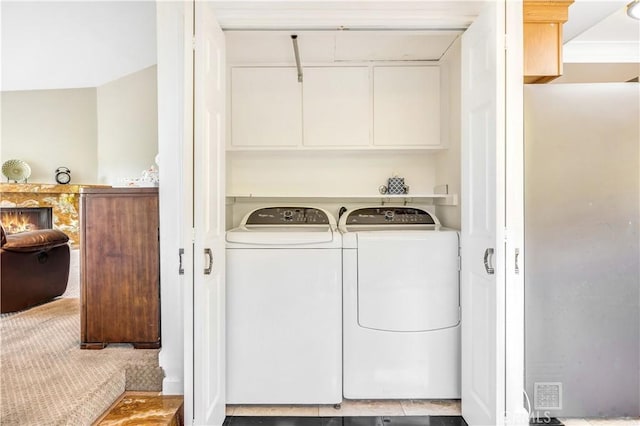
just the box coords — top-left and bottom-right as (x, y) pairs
(534, 382), (563, 410)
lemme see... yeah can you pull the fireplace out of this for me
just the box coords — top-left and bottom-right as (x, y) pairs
(0, 207), (53, 234)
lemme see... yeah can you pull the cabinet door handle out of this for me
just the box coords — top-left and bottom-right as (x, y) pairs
(178, 248), (185, 275)
(204, 248), (213, 275)
(484, 248), (495, 275)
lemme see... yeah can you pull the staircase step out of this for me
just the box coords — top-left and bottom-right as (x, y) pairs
(125, 365), (165, 391)
(93, 392), (184, 425)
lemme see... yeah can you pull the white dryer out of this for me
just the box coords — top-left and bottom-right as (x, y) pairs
(340, 206), (460, 399)
(226, 206), (342, 404)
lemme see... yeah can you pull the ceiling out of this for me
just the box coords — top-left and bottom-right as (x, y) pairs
(1, 1), (157, 91)
(1, 1), (638, 91)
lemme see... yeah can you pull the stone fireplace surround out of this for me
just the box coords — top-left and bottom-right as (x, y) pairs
(0, 183), (109, 248)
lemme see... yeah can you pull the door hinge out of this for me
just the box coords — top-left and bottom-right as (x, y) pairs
(515, 248), (520, 275)
(191, 227), (196, 243)
(504, 34), (508, 51)
(457, 255), (461, 272)
(192, 36), (196, 50)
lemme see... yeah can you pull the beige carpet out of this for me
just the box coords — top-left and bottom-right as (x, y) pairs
(0, 298), (163, 425)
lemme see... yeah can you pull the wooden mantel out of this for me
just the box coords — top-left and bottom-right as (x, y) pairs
(524, 0), (574, 84)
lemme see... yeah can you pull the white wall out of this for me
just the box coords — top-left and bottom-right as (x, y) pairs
(97, 65), (158, 185)
(228, 151), (438, 196)
(227, 150), (439, 227)
(1, 67), (158, 186)
(524, 83), (639, 417)
(1, 88), (98, 183)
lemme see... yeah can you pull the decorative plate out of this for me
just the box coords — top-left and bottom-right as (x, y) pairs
(2, 159), (31, 182)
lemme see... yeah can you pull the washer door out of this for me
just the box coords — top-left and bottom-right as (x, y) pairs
(357, 231), (460, 332)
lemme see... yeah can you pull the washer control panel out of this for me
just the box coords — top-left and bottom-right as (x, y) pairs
(345, 207), (435, 225)
(246, 207), (330, 225)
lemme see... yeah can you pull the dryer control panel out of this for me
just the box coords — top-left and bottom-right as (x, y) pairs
(345, 207), (435, 225)
(245, 207), (330, 225)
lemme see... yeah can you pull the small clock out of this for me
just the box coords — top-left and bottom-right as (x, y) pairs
(55, 167), (71, 184)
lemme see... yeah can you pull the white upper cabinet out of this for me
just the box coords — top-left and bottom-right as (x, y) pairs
(231, 67), (302, 147)
(303, 67), (370, 147)
(373, 66), (441, 147)
(229, 64), (443, 150)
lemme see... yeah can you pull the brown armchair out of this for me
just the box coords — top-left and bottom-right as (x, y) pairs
(1, 225), (71, 313)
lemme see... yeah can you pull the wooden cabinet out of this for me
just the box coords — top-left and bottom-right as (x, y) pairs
(523, 0), (574, 84)
(373, 66), (440, 147)
(80, 187), (160, 349)
(231, 67), (302, 147)
(303, 67), (370, 147)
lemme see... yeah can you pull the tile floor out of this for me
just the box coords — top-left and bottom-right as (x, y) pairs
(227, 400), (461, 417)
(560, 419), (640, 426)
(227, 400), (640, 425)
(224, 416), (466, 426)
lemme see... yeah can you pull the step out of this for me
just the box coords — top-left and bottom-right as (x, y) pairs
(93, 392), (184, 425)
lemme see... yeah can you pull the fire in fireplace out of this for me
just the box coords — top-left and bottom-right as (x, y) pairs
(0, 207), (53, 234)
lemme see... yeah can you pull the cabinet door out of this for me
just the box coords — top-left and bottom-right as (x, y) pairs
(231, 67), (302, 147)
(82, 191), (159, 346)
(303, 67), (370, 147)
(373, 66), (440, 147)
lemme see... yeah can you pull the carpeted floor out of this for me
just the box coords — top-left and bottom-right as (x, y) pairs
(0, 297), (163, 425)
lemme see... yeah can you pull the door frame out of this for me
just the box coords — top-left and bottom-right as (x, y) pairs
(155, 1), (527, 425)
(504, 0), (527, 424)
(156, 0), (194, 401)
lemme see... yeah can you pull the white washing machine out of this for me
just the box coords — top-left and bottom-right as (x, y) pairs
(226, 206), (342, 404)
(340, 206), (461, 399)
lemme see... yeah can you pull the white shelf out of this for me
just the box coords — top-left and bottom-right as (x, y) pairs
(226, 193), (458, 206)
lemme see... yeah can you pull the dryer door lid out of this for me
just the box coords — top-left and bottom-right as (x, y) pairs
(357, 232), (459, 332)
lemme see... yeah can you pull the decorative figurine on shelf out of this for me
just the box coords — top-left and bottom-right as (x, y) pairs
(379, 175), (409, 195)
(140, 165), (159, 187)
(55, 167), (71, 184)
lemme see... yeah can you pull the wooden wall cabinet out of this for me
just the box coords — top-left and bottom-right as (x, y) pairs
(80, 187), (160, 349)
(523, 0), (574, 84)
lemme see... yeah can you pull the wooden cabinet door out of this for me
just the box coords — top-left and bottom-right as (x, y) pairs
(303, 67), (370, 147)
(230, 67), (302, 147)
(373, 66), (441, 147)
(81, 189), (159, 348)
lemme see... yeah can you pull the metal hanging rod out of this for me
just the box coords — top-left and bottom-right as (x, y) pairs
(291, 35), (303, 83)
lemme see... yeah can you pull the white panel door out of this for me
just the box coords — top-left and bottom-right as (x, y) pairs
(303, 67), (370, 147)
(373, 66), (440, 147)
(231, 67), (302, 147)
(461, 2), (506, 425)
(193, 2), (226, 425)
